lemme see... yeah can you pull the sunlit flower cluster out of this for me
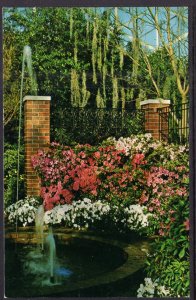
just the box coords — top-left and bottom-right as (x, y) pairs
(137, 278), (171, 298)
(124, 204), (150, 229)
(44, 198), (150, 231)
(5, 197), (150, 232)
(112, 133), (155, 156)
(109, 133), (188, 165)
(44, 198), (111, 229)
(5, 196), (40, 227)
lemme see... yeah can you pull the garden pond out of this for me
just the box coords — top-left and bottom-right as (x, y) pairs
(5, 228), (149, 297)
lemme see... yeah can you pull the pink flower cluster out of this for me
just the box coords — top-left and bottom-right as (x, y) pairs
(131, 153), (147, 169)
(31, 144), (127, 210)
(139, 166), (189, 236)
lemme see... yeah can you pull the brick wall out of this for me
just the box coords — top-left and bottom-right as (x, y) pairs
(140, 99), (170, 140)
(23, 96), (51, 196)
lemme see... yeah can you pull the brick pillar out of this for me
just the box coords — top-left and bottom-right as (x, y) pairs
(23, 96), (51, 196)
(140, 99), (170, 140)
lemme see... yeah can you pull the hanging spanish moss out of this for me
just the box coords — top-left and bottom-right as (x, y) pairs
(103, 37), (108, 102)
(97, 33), (102, 72)
(103, 36), (108, 60)
(119, 47), (124, 71)
(96, 88), (105, 108)
(112, 76), (118, 108)
(126, 87), (134, 101)
(102, 63), (107, 101)
(132, 8), (140, 83)
(81, 70), (90, 107)
(86, 17), (90, 48)
(114, 7), (119, 28)
(121, 87), (126, 110)
(92, 18), (98, 84)
(74, 31), (78, 64)
(70, 8), (73, 39)
(132, 39), (139, 82)
(71, 69), (81, 107)
(111, 49), (114, 78)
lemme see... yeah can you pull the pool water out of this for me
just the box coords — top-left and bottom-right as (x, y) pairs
(5, 237), (127, 297)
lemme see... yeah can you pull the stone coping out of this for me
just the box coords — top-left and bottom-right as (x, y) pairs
(5, 229), (149, 297)
(140, 99), (170, 106)
(23, 95), (51, 102)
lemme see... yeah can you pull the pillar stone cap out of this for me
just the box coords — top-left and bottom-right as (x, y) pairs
(23, 95), (51, 102)
(140, 99), (170, 106)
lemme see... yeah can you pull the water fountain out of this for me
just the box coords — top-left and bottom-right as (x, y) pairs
(34, 205), (62, 284)
(17, 45), (37, 202)
(16, 45), (38, 237)
(35, 204), (45, 251)
(14, 45), (70, 287)
(45, 227), (56, 283)
(34, 205), (72, 285)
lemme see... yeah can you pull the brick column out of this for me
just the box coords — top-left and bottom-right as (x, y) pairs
(23, 96), (51, 196)
(140, 99), (170, 140)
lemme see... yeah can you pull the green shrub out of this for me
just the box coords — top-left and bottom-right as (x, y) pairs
(4, 143), (25, 207)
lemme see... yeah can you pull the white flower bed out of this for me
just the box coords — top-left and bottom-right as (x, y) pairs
(44, 198), (111, 229)
(137, 277), (171, 298)
(44, 199), (150, 231)
(5, 196), (40, 227)
(5, 197), (150, 232)
(124, 204), (149, 230)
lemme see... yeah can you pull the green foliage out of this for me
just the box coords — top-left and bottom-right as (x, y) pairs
(4, 143), (25, 207)
(145, 162), (189, 296)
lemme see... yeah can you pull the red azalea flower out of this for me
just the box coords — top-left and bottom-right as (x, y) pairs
(183, 219), (190, 231)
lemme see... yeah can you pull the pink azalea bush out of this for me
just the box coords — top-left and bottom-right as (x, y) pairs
(32, 142), (128, 210)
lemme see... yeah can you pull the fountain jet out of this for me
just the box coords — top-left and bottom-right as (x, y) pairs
(23, 45), (38, 95)
(45, 227), (56, 283)
(35, 204), (45, 251)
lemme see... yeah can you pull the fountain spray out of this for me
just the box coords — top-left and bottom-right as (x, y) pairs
(45, 227), (56, 283)
(35, 204), (45, 252)
(16, 45), (38, 235)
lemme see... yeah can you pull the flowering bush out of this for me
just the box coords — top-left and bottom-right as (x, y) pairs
(102, 134), (189, 297)
(137, 277), (171, 297)
(44, 199), (150, 233)
(5, 196), (40, 227)
(5, 197), (150, 234)
(109, 133), (188, 167)
(29, 134), (189, 297)
(140, 165), (189, 236)
(44, 198), (111, 229)
(144, 189), (190, 297)
(31, 143), (128, 210)
(32, 140), (154, 210)
(31, 134), (189, 237)
(124, 204), (150, 230)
